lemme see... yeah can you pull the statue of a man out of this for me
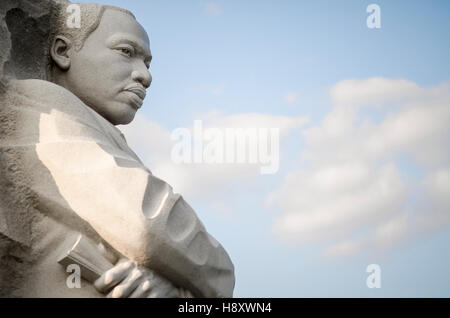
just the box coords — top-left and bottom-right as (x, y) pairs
(0, 3), (234, 298)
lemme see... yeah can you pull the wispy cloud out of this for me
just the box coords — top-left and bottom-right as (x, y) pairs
(204, 1), (222, 17)
(268, 78), (450, 256)
(121, 77), (450, 257)
(284, 92), (298, 105)
(211, 85), (225, 96)
(120, 112), (308, 201)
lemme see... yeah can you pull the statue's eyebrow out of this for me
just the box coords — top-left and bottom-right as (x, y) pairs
(107, 34), (152, 62)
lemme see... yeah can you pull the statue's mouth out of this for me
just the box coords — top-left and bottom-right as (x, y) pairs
(123, 84), (147, 100)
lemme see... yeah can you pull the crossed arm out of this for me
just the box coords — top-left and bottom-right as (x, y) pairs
(34, 116), (235, 298)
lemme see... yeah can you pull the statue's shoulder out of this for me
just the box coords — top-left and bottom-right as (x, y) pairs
(4, 79), (133, 154)
(8, 78), (70, 94)
(5, 79), (119, 140)
(7, 79), (90, 115)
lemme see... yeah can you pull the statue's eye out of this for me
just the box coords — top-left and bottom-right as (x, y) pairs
(121, 48), (132, 56)
(116, 46), (133, 57)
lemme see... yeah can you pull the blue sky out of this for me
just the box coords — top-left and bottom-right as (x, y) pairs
(78, 0), (450, 297)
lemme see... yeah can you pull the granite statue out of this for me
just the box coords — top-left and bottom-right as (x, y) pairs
(0, 1), (235, 298)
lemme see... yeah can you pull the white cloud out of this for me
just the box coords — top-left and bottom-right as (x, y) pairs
(120, 112), (308, 201)
(211, 85), (225, 96)
(373, 213), (409, 249)
(120, 77), (450, 256)
(331, 77), (423, 106)
(204, 1), (222, 17)
(204, 112), (309, 138)
(268, 78), (450, 255)
(270, 163), (406, 243)
(284, 92), (298, 105)
(120, 114), (172, 168)
(424, 168), (450, 211)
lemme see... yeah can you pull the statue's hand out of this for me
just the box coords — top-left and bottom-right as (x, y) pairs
(94, 258), (180, 298)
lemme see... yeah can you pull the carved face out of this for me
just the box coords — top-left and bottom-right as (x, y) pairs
(63, 9), (152, 125)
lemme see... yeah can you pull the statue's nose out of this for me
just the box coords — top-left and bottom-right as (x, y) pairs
(132, 69), (152, 89)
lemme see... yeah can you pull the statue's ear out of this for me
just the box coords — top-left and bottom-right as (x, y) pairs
(50, 35), (72, 71)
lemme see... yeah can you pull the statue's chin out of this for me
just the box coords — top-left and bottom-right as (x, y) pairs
(107, 109), (137, 126)
(86, 100), (138, 126)
(115, 114), (136, 126)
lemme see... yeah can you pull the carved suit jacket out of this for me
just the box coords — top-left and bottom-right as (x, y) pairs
(0, 79), (234, 297)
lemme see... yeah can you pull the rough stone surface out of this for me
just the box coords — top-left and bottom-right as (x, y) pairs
(0, 0), (68, 296)
(0, 0), (68, 84)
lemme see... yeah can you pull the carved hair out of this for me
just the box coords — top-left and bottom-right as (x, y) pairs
(48, 3), (135, 78)
(51, 3), (135, 51)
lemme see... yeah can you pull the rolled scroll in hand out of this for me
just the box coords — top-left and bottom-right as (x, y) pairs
(57, 234), (193, 298)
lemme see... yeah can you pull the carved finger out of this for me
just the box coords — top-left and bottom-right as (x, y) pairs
(178, 288), (194, 298)
(145, 281), (178, 298)
(107, 267), (144, 298)
(94, 259), (134, 294)
(129, 280), (152, 298)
